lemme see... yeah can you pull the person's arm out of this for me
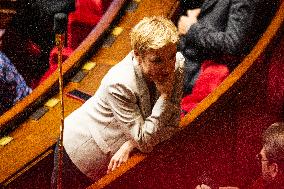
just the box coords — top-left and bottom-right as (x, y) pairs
(106, 56), (184, 172)
(106, 83), (180, 153)
(107, 139), (136, 173)
(178, 8), (201, 35)
(185, 0), (255, 56)
(0, 52), (31, 114)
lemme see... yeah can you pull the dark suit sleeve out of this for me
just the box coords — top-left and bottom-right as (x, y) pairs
(186, 0), (255, 56)
(180, 0), (203, 10)
(36, 0), (75, 15)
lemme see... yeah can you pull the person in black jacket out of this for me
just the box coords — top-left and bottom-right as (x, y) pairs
(2, 0), (75, 87)
(178, 0), (279, 94)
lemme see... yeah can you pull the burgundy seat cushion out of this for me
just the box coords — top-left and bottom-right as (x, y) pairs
(181, 60), (230, 116)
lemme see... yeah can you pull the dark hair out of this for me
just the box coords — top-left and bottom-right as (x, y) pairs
(262, 122), (284, 171)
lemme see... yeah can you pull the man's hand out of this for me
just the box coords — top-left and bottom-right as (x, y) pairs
(178, 8), (201, 35)
(107, 140), (136, 173)
(187, 8), (201, 18)
(155, 72), (175, 100)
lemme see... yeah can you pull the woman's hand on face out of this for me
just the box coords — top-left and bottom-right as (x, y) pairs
(107, 140), (135, 173)
(155, 71), (175, 100)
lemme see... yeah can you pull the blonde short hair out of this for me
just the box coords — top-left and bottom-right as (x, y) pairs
(130, 16), (178, 53)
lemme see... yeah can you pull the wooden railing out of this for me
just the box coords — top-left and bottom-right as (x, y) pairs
(88, 0), (284, 188)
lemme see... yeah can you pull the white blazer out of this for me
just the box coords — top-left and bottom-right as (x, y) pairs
(63, 51), (184, 179)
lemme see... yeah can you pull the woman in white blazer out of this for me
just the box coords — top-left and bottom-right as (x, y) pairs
(52, 16), (185, 188)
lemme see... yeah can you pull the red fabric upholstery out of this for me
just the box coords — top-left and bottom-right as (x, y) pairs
(267, 33), (284, 119)
(24, 40), (43, 88)
(49, 47), (73, 66)
(181, 60), (230, 116)
(39, 47), (73, 84)
(44, 0), (112, 83)
(233, 33), (284, 188)
(67, 0), (111, 49)
(247, 177), (265, 189)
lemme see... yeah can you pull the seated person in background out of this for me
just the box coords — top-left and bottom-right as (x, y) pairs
(178, 0), (279, 94)
(2, 0), (75, 87)
(196, 122), (284, 189)
(0, 52), (32, 115)
(51, 16), (184, 189)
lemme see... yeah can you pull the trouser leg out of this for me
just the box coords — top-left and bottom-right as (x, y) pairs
(51, 141), (92, 189)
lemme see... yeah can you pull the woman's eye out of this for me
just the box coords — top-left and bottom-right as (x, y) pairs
(152, 58), (162, 64)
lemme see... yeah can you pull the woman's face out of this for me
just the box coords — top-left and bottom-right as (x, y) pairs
(136, 43), (177, 83)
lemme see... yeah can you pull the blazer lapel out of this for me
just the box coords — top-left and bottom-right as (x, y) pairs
(200, 0), (218, 14)
(132, 53), (152, 118)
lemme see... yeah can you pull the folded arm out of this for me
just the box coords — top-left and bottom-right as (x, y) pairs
(185, 0), (255, 56)
(106, 83), (180, 153)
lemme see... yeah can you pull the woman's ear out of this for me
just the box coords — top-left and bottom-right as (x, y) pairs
(269, 162), (279, 178)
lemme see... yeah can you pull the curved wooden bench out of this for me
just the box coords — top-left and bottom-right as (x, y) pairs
(0, 0), (128, 135)
(88, 1), (284, 188)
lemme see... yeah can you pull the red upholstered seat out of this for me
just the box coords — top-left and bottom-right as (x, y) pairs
(39, 47), (74, 84)
(67, 0), (112, 49)
(181, 60), (230, 117)
(44, 0), (112, 83)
